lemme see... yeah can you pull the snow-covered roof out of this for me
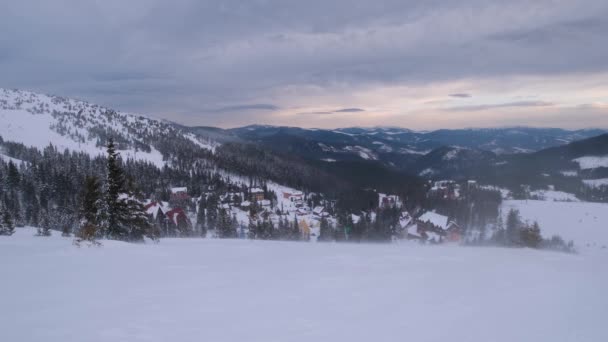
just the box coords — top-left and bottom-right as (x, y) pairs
(418, 211), (449, 230)
(313, 206), (324, 214)
(171, 187), (188, 194)
(407, 224), (421, 238)
(250, 187), (264, 193)
(240, 201), (251, 207)
(259, 199), (271, 206)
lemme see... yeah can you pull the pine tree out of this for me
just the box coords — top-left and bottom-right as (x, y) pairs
(37, 209), (51, 236)
(0, 208), (15, 236)
(318, 216), (332, 242)
(197, 196), (207, 237)
(290, 215), (300, 241)
(505, 209), (522, 246)
(104, 138), (128, 240)
(521, 221), (542, 248)
(82, 176), (102, 228)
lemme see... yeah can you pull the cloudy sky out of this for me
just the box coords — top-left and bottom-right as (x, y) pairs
(2, 0), (608, 129)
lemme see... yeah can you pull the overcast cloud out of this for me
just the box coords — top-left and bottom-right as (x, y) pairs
(1, 0), (607, 128)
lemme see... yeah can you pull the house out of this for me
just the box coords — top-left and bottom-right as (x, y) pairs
(428, 180), (460, 200)
(299, 219), (311, 237)
(378, 193), (402, 209)
(312, 206), (329, 219)
(170, 187), (192, 209)
(221, 192), (243, 204)
(259, 199), (271, 207)
(416, 211), (462, 243)
(165, 208), (193, 235)
(283, 190), (304, 202)
(250, 188), (265, 202)
(144, 201), (168, 224)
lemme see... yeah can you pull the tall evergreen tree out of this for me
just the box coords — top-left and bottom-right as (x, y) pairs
(0, 207), (15, 236)
(197, 196), (207, 237)
(104, 138), (128, 240)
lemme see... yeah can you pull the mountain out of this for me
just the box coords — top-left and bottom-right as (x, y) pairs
(227, 125), (606, 171)
(2, 88), (607, 203)
(0, 88), (423, 202)
(0, 88), (218, 168)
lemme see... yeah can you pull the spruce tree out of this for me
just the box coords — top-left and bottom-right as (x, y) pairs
(104, 138), (128, 240)
(82, 176), (102, 228)
(0, 208), (15, 236)
(197, 197), (207, 237)
(505, 209), (522, 246)
(318, 216), (332, 242)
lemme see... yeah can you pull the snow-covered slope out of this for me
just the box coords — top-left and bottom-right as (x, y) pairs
(1, 228), (606, 342)
(0, 88), (218, 167)
(502, 200), (608, 248)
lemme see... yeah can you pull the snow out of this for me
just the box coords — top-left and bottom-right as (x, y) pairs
(582, 178), (608, 188)
(560, 170), (578, 177)
(0, 88), (216, 169)
(170, 187), (188, 194)
(321, 158), (336, 162)
(502, 200), (608, 248)
(0, 153), (26, 165)
(530, 189), (580, 202)
(419, 168), (436, 177)
(1, 228), (607, 342)
(573, 155), (608, 169)
(418, 211), (449, 230)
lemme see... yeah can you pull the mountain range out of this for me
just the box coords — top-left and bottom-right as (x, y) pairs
(1, 88), (607, 201)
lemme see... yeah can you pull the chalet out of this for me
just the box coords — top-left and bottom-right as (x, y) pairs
(144, 201), (168, 226)
(259, 199), (271, 207)
(298, 219), (311, 238)
(170, 187), (192, 209)
(428, 180), (460, 200)
(379, 193), (402, 209)
(221, 192), (243, 204)
(416, 211), (462, 243)
(250, 188), (265, 202)
(312, 206), (329, 219)
(283, 190), (304, 202)
(166, 208), (193, 234)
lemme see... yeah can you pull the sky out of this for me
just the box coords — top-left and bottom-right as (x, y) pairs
(1, 0), (608, 129)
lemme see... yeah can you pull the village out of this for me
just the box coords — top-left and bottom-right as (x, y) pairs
(142, 179), (472, 244)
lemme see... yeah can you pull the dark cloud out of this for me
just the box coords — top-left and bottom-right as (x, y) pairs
(449, 93), (472, 98)
(298, 107), (365, 115)
(447, 101), (554, 112)
(211, 104), (280, 113)
(0, 0), (607, 126)
(334, 108), (365, 113)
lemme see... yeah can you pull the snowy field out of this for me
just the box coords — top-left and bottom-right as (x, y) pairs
(1, 228), (607, 342)
(502, 200), (608, 249)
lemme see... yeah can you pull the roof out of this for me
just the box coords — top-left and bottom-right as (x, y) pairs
(166, 208), (188, 225)
(284, 190), (303, 196)
(171, 187), (188, 194)
(313, 206), (324, 214)
(418, 211), (449, 230)
(250, 187), (264, 193)
(144, 202), (166, 219)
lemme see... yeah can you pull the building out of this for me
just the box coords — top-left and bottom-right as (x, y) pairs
(416, 211), (462, 243)
(250, 188), (265, 202)
(283, 190), (304, 202)
(170, 187), (192, 209)
(165, 208), (193, 235)
(378, 193), (402, 209)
